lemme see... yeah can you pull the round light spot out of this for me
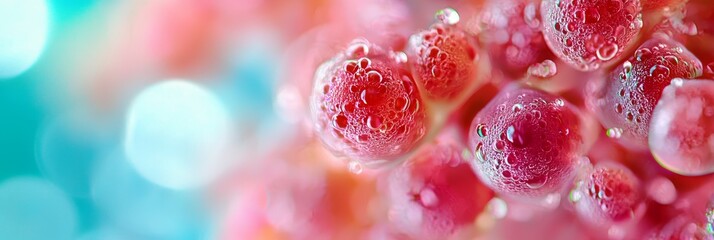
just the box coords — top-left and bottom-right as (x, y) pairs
(124, 80), (233, 190)
(0, 0), (49, 79)
(36, 113), (109, 197)
(0, 177), (77, 240)
(91, 151), (207, 238)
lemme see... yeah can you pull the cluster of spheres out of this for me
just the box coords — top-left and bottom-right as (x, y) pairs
(306, 0), (714, 238)
(3, 0), (714, 239)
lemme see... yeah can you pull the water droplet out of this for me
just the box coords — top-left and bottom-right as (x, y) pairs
(584, 7), (601, 24)
(631, 14), (643, 29)
(554, 98), (565, 107)
(524, 3), (540, 28)
(344, 61), (358, 73)
(426, 46), (440, 58)
(596, 43), (619, 61)
(410, 99), (420, 115)
(431, 65), (443, 78)
(346, 40), (370, 57)
(609, 0), (623, 12)
(360, 88), (382, 105)
(663, 55), (679, 65)
(649, 65), (670, 78)
(635, 48), (651, 62)
(358, 134), (369, 143)
(542, 140), (553, 152)
(527, 59), (558, 78)
(705, 62), (714, 76)
(332, 114), (348, 129)
(526, 176), (547, 189)
(395, 97), (409, 111)
(494, 140), (506, 152)
(566, 22), (576, 32)
(598, 188), (609, 199)
(671, 78), (684, 87)
(606, 128), (623, 139)
(542, 193), (561, 209)
(502, 170), (512, 178)
(475, 143), (485, 162)
(476, 124), (488, 138)
(435, 8), (460, 25)
(348, 161), (363, 174)
(366, 71), (382, 82)
(574, 10), (585, 22)
(506, 125), (526, 147)
(569, 189), (582, 203)
(367, 115), (382, 130)
(564, 38), (574, 47)
(569, 181), (583, 203)
(342, 103), (355, 113)
(532, 110), (542, 119)
(512, 103), (524, 112)
(416, 188), (439, 208)
(623, 61), (633, 74)
(615, 103), (623, 113)
(506, 153), (516, 165)
(647, 177), (677, 205)
(488, 198), (508, 219)
(393, 51), (408, 63)
(358, 57), (371, 69)
(437, 52), (449, 61)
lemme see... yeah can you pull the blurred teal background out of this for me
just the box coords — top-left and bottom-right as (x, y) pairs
(0, 0), (284, 238)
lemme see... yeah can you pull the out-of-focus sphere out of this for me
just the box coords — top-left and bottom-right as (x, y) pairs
(36, 114), (108, 197)
(0, 0), (49, 79)
(91, 152), (207, 238)
(650, 79), (714, 176)
(0, 177), (77, 240)
(124, 80), (233, 190)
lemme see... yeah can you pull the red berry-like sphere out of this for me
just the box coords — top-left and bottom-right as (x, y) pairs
(589, 34), (702, 147)
(650, 79), (714, 176)
(574, 162), (644, 223)
(480, 0), (551, 77)
(311, 39), (428, 166)
(468, 85), (588, 198)
(541, 0), (644, 71)
(385, 140), (493, 239)
(406, 22), (479, 101)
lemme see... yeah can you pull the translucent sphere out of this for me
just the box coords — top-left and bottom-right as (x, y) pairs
(0, 177), (77, 240)
(650, 79), (714, 176)
(124, 80), (233, 189)
(0, 0), (49, 78)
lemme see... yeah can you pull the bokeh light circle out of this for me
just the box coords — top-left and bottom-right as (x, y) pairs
(0, 177), (77, 240)
(36, 113), (109, 197)
(91, 151), (208, 238)
(0, 0), (49, 79)
(124, 80), (233, 190)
